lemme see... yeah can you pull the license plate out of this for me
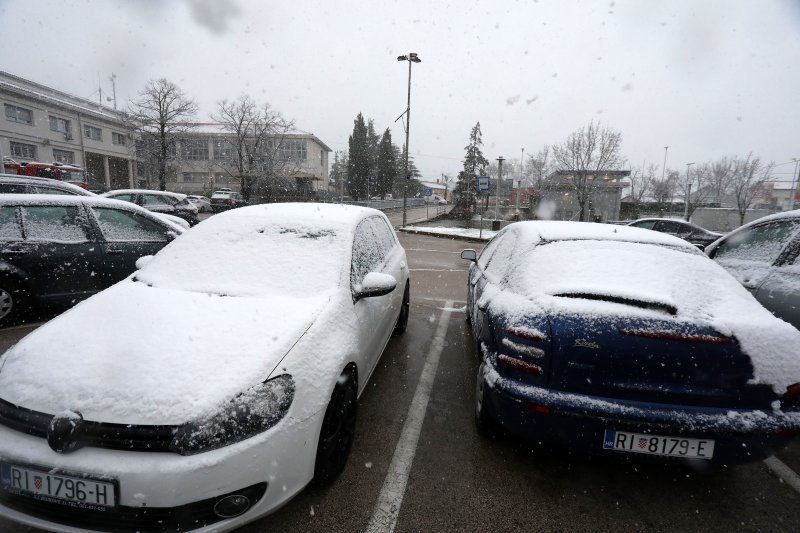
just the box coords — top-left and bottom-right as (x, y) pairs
(1, 462), (116, 508)
(603, 429), (715, 459)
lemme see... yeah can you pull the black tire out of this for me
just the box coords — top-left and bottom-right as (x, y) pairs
(312, 371), (358, 487)
(0, 278), (28, 325)
(392, 282), (410, 336)
(475, 361), (500, 437)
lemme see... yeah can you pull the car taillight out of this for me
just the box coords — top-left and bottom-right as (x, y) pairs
(620, 329), (736, 343)
(787, 383), (800, 398)
(507, 326), (547, 343)
(497, 354), (543, 376)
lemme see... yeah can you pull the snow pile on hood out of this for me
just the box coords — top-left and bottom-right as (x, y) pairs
(493, 223), (800, 394)
(0, 281), (331, 425)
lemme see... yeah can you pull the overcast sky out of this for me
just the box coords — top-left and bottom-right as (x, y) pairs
(3, 0), (799, 181)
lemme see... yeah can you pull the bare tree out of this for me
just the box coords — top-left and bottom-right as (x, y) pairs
(651, 170), (678, 217)
(552, 121), (624, 221)
(128, 79), (198, 190)
(708, 156), (735, 207)
(730, 152), (773, 225)
(676, 163), (713, 220)
(212, 94), (295, 202)
(628, 162), (657, 208)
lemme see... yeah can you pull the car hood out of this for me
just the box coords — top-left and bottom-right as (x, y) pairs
(0, 280), (332, 425)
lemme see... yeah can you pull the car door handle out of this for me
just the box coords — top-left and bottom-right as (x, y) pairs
(2, 249), (27, 255)
(106, 249), (124, 255)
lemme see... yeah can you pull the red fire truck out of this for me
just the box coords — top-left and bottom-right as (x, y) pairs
(2, 158), (90, 189)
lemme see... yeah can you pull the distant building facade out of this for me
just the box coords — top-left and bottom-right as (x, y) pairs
(0, 70), (133, 190)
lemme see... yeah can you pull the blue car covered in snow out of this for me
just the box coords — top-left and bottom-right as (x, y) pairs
(461, 221), (800, 465)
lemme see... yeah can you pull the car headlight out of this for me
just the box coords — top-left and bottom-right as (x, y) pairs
(170, 374), (294, 455)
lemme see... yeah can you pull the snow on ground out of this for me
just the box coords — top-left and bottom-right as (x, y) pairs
(403, 226), (497, 240)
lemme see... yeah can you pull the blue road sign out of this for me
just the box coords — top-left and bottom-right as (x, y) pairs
(477, 176), (490, 192)
(424, 187), (433, 196)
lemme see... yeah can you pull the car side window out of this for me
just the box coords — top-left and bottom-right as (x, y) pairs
(142, 194), (174, 207)
(108, 193), (136, 203)
(33, 186), (74, 195)
(484, 230), (518, 283)
(0, 184), (29, 194)
(92, 208), (170, 243)
(21, 206), (89, 242)
(0, 207), (22, 240)
(351, 220), (385, 291)
(477, 232), (506, 271)
(630, 220), (657, 230)
(714, 220), (800, 265)
(654, 220), (690, 235)
(371, 216), (397, 256)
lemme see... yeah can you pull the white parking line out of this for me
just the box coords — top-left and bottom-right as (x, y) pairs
(764, 456), (800, 494)
(409, 268), (467, 272)
(365, 300), (454, 533)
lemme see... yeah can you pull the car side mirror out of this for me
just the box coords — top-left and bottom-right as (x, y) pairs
(135, 255), (154, 269)
(461, 249), (477, 262)
(355, 272), (397, 301)
(166, 231), (179, 241)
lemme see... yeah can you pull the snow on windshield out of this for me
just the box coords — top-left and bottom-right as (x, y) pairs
(136, 203), (357, 298)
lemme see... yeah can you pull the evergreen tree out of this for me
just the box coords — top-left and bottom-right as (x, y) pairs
(329, 150), (349, 197)
(347, 113), (370, 200)
(376, 129), (396, 198)
(366, 119), (380, 197)
(392, 143), (422, 198)
(452, 122), (489, 220)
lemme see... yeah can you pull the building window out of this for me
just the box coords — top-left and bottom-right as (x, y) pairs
(52, 149), (75, 164)
(10, 141), (36, 159)
(112, 132), (126, 146)
(277, 139), (307, 161)
(5, 104), (33, 124)
(49, 116), (72, 137)
(183, 172), (205, 183)
(84, 125), (102, 141)
(184, 139), (209, 160)
(213, 139), (235, 161)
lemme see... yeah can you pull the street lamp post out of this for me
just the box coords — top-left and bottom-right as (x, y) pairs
(791, 158), (800, 211)
(684, 162), (695, 220)
(661, 146), (669, 181)
(495, 156), (505, 222)
(397, 52), (421, 227)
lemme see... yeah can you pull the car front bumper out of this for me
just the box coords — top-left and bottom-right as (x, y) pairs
(0, 410), (323, 532)
(481, 363), (800, 464)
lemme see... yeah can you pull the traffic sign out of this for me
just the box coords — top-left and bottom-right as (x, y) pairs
(424, 187), (433, 196)
(477, 176), (490, 192)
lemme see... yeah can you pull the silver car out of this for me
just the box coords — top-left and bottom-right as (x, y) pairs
(706, 210), (800, 330)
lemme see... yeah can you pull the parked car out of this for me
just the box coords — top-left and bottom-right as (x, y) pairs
(0, 173), (95, 196)
(186, 194), (212, 213)
(101, 189), (200, 226)
(627, 217), (723, 247)
(211, 189), (248, 212)
(0, 195), (183, 324)
(705, 210), (800, 330)
(0, 203), (409, 532)
(461, 221), (800, 465)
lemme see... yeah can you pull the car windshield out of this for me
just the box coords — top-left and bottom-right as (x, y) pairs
(136, 214), (350, 298)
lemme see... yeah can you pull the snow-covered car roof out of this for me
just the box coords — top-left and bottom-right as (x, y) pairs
(136, 202), (384, 298)
(0, 173), (96, 196)
(511, 220), (703, 252)
(101, 189), (188, 200)
(487, 221), (800, 393)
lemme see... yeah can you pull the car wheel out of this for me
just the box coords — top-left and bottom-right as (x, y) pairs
(392, 282), (410, 336)
(475, 361), (500, 437)
(312, 371), (357, 487)
(0, 278), (28, 324)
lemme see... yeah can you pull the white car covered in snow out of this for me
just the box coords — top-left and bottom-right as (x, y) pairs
(0, 203), (410, 532)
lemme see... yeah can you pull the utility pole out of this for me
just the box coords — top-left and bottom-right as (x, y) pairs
(791, 158), (800, 211)
(684, 162), (695, 220)
(496, 156), (505, 222)
(661, 146), (669, 181)
(109, 73), (118, 110)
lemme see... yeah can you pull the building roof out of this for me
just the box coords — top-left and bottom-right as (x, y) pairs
(186, 123), (332, 152)
(0, 70), (125, 124)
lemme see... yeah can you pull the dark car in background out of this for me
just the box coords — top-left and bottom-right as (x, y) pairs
(627, 218), (723, 248)
(706, 210), (800, 331)
(462, 221), (800, 465)
(101, 189), (199, 226)
(211, 189), (248, 213)
(0, 195), (182, 324)
(0, 174), (94, 196)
